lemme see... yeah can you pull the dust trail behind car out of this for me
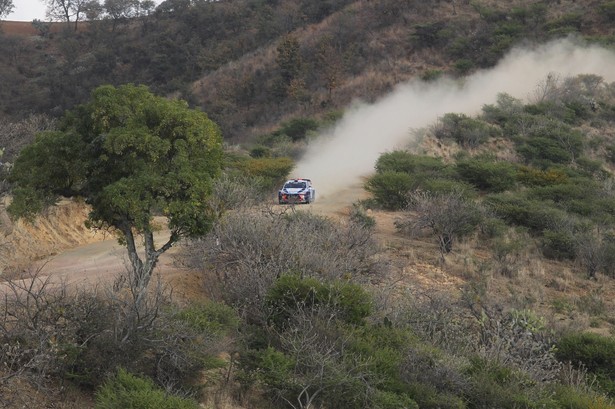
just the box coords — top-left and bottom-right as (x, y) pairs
(293, 38), (615, 212)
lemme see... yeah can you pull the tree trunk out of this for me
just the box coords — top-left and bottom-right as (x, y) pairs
(119, 224), (177, 343)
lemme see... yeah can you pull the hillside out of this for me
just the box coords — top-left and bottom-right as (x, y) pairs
(1, 0), (615, 408)
(2, 0), (615, 142)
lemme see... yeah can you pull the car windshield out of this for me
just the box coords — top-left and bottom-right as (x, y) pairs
(285, 181), (306, 189)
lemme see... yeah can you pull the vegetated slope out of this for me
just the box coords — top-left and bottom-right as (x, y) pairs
(2, 1), (615, 408)
(1, 0), (615, 142)
(362, 72), (615, 334)
(189, 0), (615, 141)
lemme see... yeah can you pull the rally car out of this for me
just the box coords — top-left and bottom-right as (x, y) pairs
(278, 178), (315, 204)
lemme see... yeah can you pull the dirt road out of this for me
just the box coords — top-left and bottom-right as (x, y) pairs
(4, 182), (367, 294)
(30, 230), (181, 287)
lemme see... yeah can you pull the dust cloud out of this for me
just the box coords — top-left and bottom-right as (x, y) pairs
(294, 38), (615, 201)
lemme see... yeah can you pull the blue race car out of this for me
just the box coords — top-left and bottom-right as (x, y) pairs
(278, 178), (316, 204)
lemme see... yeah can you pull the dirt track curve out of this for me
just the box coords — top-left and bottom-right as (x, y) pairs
(1, 182), (368, 294)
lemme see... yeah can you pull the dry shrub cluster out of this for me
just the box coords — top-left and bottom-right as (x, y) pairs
(0, 269), (113, 387)
(0, 266), (236, 399)
(397, 287), (562, 385)
(182, 208), (382, 316)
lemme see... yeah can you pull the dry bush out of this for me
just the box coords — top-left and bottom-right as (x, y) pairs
(396, 288), (477, 355)
(396, 190), (483, 257)
(182, 209), (382, 318)
(0, 114), (55, 163)
(210, 172), (271, 217)
(107, 267), (171, 345)
(0, 265), (232, 395)
(0, 267), (112, 387)
(0, 114), (55, 194)
(473, 307), (562, 383)
(396, 285), (562, 384)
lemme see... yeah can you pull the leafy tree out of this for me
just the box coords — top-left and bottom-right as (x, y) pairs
(0, 0), (13, 19)
(316, 35), (344, 100)
(276, 117), (320, 142)
(276, 34), (302, 91)
(9, 84), (223, 337)
(103, 0), (138, 31)
(44, 0), (90, 30)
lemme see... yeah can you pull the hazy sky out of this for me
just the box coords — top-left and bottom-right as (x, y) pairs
(6, 0), (47, 21)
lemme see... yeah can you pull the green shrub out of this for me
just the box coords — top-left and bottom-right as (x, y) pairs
(600, 1), (615, 19)
(455, 158), (517, 192)
(463, 357), (556, 409)
(174, 301), (239, 336)
(421, 69), (443, 81)
(421, 178), (476, 197)
(250, 347), (295, 393)
(480, 216), (509, 239)
(576, 156), (605, 177)
(473, 4), (507, 23)
(375, 151), (448, 176)
(545, 12), (583, 35)
(454, 59), (474, 75)
(349, 203), (376, 230)
(605, 144), (615, 165)
(482, 93), (523, 126)
(485, 193), (569, 233)
(405, 382), (466, 409)
(555, 332), (615, 396)
(239, 156), (294, 188)
(265, 275), (372, 328)
(524, 179), (615, 221)
(365, 171), (416, 210)
(516, 166), (568, 187)
(541, 229), (576, 260)
(276, 117), (320, 141)
(517, 136), (575, 166)
(412, 22), (449, 48)
(552, 385), (614, 409)
(515, 117), (583, 167)
(556, 332), (615, 377)
(95, 368), (199, 409)
(372, 390), (419, 409)
(526, 180), (593, 204)
(603, 236), (615, 277)
(249, 145), (271, 158)
(435, 113), (493, 148)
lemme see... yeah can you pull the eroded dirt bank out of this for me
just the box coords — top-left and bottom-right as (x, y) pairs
(0, 197), (102, 276)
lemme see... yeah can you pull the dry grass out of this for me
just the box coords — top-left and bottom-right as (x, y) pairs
(0, 20), (88, 36)
(366, 204), (615, 337)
